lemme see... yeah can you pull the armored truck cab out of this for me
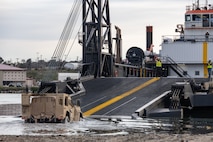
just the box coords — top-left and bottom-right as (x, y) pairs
(22, 79), (85, 123)
(22, 93), (81, 123)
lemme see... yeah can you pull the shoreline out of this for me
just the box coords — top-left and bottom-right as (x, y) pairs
(1, 133), (213, 142)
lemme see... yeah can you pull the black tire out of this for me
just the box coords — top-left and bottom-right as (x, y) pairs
(80, 112), (83, 118)
(28, 116), (34, 123)
(63, 115), (70, 123)
(76, 99), (81, 106)
(52, 118), (57, 123)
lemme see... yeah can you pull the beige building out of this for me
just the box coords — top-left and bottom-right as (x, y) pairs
(0, 64), (26, 87)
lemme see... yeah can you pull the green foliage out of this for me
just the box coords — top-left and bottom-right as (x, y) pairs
(30, 86), (39, 93)
(0, 86), (39, 93)
(0, 86), (25, 92)
(27, 68), (79, 82)
(27, 70), (58, 81)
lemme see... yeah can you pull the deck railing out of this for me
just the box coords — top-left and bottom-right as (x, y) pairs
(162, 35), (213, 43)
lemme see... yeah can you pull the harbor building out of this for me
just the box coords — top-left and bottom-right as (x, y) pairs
(0, 64), (26, 87)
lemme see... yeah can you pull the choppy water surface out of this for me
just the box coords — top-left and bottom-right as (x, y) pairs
(1, 93), (213, 135)
(1, 116), (213, 136)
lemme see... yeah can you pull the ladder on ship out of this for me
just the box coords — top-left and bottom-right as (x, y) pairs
(166, 57), (191, 78)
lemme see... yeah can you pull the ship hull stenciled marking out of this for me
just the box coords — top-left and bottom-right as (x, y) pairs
(83, 77), (160, 116)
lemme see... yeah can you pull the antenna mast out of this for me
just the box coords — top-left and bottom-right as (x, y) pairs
(197, 0), (200, 8)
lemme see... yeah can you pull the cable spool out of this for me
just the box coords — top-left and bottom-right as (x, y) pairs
(126, 47), (145, 66)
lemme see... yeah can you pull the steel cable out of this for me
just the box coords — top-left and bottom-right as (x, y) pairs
(50, 0), (81, 68)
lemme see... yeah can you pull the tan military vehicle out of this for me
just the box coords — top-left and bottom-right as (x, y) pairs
(22, 79), (85, 123)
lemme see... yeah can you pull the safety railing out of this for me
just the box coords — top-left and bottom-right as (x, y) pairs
(164, 56), (191, 78)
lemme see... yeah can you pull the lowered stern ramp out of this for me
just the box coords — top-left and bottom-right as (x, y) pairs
(81, 77), (184, 117)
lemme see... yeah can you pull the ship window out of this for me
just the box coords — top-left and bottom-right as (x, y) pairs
(195, 71), (200, 76)
(185, 15), (191, 21)
(210, 14), (213, 27)
(192, 14), (201, 21)
(203, 14), (209, 27)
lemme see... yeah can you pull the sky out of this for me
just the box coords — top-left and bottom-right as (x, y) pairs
(0, 0), (207, 62)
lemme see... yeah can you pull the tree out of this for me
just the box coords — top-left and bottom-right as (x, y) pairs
(0, 57), (4, 63)
(26, 58), (32, 70)
(21, 59), (26, 64)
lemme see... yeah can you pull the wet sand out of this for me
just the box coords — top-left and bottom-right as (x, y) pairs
(1, 133), (213, 142)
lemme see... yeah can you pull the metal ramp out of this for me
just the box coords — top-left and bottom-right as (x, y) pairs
(82, 77), (184, 116)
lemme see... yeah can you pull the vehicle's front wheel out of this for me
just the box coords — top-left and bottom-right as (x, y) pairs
(76, 100), (80, 106)
(63, 115), (70, 123)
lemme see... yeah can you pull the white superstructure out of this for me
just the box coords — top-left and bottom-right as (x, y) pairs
(160, 0), (213, 78)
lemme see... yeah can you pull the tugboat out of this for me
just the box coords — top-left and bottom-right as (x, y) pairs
(160, 0), (213, 78)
